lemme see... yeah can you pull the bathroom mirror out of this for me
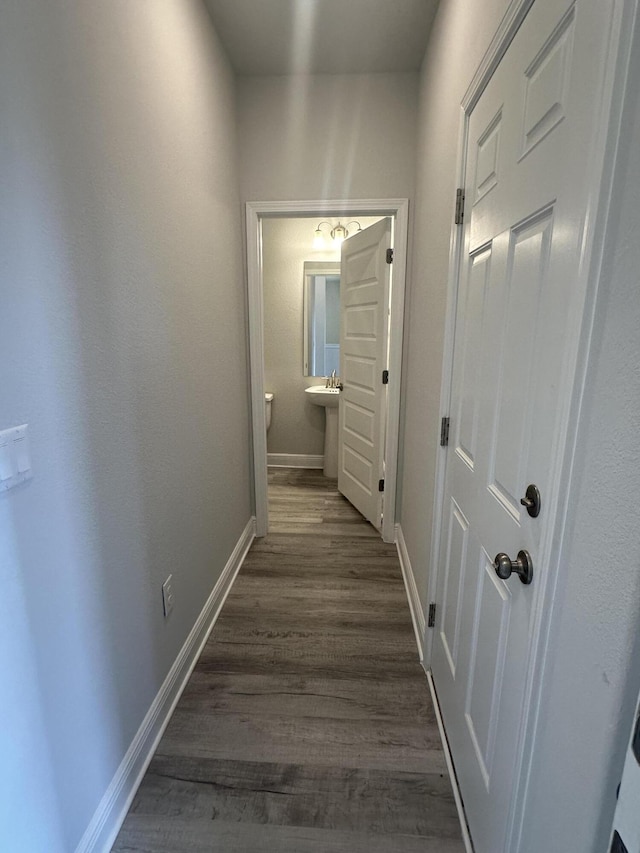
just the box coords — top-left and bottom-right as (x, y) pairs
(303, 261), (341, 377)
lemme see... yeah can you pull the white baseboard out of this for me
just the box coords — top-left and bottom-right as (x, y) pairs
(426, 670), (474, 853)
(395, 523), (426, 661)
(397, 526), (471, 850)
(267, 453), (324, 469)
(75, 517), (257, 853)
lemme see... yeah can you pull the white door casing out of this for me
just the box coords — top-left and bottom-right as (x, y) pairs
(338, 218), (392, 529)
(430, 0), (628, 851)
(245, 200), (408, 542)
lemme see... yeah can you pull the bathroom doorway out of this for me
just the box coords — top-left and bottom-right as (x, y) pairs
(246, 199), (409, 543)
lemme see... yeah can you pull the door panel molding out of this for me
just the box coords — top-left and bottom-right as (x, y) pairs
(427, 0), (637, 850)
(338, 218), (391, 529)
(245, 199), (409, 543)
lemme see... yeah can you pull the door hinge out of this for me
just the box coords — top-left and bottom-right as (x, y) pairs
(386, 248), (394, 264)
(440, 416), (450, 447)
(382, 369), (389, 385)
(611, 830), (629, 853)
(378, 478), (385, 492)
(428, 603), (437, 628)
(455, 187), (465, 225)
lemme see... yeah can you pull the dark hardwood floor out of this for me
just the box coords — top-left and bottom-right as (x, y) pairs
(112, 468), (465, 852)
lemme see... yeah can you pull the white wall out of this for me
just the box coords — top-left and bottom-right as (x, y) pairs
(0, 1), (250, 849)
(237, 72), (419, 203)
(263, 216), (380, 458)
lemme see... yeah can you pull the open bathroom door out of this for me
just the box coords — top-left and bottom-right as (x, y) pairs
(338, 218), (391, 529)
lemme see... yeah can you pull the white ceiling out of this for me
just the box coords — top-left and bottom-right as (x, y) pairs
(203, 0), (439, 75)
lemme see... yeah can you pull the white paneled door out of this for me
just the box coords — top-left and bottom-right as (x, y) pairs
(431, 0), (619, 850)
(338, 218), (392, 529)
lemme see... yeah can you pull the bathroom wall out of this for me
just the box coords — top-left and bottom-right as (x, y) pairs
(263, 216), (380, 461)
(0, 1), (250, 848)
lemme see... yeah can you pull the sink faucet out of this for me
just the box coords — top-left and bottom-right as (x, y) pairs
(325, 370), (341, 389)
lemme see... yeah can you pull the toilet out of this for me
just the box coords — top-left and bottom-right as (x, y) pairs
(265, 392), (274, 432)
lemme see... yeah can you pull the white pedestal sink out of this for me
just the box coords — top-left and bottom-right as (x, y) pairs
(305, 385), (340, 478)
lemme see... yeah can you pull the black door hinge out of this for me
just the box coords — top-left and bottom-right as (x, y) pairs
(386, 248), (394, 264)
(440, 416), (450, 447)
(632, 711), (640, 764)
(428, 603), (437, 628)
(611, 830), (629, 853)
(455, 188), (465, 225)
(378, 479), (385, 492)
(382, 369), (389, 385)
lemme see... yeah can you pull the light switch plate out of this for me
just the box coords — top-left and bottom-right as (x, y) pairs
(0, 425), (32, 492)
(162, 575), (175, 618)
(14, 436), (30, 473)
(0, 440), (12, 482)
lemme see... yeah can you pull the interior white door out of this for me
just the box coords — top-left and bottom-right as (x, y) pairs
(338, 218), (391, 529)
(431, 1), (617, 850)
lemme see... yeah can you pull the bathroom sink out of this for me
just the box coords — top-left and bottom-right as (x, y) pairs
(305, 385), (340, 478)
(305, 385), (341, 408)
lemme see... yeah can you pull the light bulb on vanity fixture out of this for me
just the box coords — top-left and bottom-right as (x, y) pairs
(313, 221), (332, 249)
(312, 220), (362, 248)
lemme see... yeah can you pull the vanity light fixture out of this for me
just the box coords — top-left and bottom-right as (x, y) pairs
(313, 220), (362, 248)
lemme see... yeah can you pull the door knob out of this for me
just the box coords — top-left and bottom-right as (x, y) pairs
(493, 550), (533, 585)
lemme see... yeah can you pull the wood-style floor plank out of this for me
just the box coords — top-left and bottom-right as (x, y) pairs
(127, 756), (460, 836)
(112, 468), (464, 852)
(156, 708), (447, 773)
(116, 817), (466, 853)
(176, 671), (436, 721)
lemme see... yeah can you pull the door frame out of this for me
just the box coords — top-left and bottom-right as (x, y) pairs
(425, 0), (635, 849)
(246, 198), (409, 542)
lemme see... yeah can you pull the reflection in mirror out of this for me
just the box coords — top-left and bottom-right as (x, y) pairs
(303, 261), (341, 377)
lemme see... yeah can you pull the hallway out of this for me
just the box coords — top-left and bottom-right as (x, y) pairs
(113, 469), (465, 852)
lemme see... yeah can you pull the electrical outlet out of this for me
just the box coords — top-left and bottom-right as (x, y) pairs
(162, 575), (175, 618)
